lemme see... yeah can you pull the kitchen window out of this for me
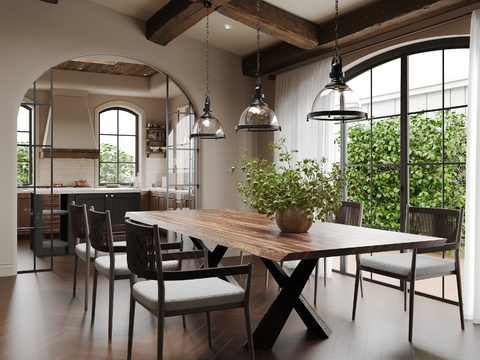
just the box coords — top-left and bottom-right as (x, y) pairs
(17, 104), (32, 185)
(98, 107), (138, 185)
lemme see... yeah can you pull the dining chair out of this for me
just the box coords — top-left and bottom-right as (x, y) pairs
(89, 207), (132, 340)
(71, 201), (98, 311)
(313, 201), (364, 303)
(352, 205), (465, 341)
(125, 219), (255, 360)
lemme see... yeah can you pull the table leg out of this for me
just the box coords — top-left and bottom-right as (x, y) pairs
(189, 237), (227, 267)
(252, 258), (332, 349)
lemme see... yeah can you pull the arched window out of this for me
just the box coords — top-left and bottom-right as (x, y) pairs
(99, 107), (138, 185)
(344, 37), (468, 232)
(17, 105), (32, 185)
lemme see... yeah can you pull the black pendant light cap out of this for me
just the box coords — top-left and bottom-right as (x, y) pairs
(250, 80), (266, 106)
(202, 96), (213, 118)
(327, 56), (347, 88)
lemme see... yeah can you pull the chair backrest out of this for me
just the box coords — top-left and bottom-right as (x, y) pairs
(335, 201), (364, 227)
(405, 205), (464, 251)
(125, 219), (161, 281)
(70, 201), (89, 242)
(89, 207), (114, 254)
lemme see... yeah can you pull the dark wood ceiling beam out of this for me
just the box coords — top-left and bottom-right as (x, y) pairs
(217, 0), (319, 50)
(242, 0), (479, 77)
(40, 0), (58, 4)
(147, 0), (233, 46)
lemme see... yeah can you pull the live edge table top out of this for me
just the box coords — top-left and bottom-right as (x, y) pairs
(125, 208), (446, 262)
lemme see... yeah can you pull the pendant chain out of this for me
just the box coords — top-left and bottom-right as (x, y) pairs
(334, 0), (340, 63)
(255, 0), (261, 82)
(205, 6), (210, 98)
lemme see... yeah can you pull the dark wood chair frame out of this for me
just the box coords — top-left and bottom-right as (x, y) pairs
(352, 205), (465, 342)
(125, 219), (255, 360)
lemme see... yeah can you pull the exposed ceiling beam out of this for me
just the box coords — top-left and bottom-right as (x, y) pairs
(242, 0), (479, 77)
(147, 0), (233, 46)
(217, 0), (319, 50)
(40, 0), (58, 4)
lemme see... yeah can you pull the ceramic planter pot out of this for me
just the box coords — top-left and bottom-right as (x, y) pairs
(275, 206), (313, 233)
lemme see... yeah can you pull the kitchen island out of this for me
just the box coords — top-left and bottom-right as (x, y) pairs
(18, 187), (141, 256)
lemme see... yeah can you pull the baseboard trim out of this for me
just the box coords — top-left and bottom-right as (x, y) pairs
(0, 263), (15, 277)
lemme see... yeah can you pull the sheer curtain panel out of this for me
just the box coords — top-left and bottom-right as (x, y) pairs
(274, 58), (336, 278)
(465, 9), (480, 324)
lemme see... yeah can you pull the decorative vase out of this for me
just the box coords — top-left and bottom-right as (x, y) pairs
(275, 206), (313, 233)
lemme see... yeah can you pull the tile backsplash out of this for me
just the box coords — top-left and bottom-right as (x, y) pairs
(37, 157), (167, 187)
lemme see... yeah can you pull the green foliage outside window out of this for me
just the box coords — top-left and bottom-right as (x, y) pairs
(17, 141), (30, 184)
(99, 143), (135, 184)
(343, 110), (466, 229)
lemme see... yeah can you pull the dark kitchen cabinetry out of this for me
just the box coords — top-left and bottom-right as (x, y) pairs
(64, 192), (141, 246)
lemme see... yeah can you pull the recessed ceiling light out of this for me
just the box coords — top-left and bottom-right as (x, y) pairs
(224, 24), (231, 30)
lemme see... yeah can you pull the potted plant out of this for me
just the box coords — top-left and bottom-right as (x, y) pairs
(229, 137), (347, 233)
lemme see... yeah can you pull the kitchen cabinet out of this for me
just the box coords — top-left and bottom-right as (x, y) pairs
(42, 194), (60, 239)
(141, 191), (149, 211)
(69, 192), (140, 226)
(17, 193), (30, 239)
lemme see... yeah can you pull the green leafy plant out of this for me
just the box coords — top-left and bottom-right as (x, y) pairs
(229, 137), (347, 222)
(99, 143), (135, 184)
(343, 110), (466, 229)
(17, 141), (30, 184)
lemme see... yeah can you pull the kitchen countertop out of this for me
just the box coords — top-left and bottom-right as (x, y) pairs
(17, 187), (143, 194)
(17, 187), (193, 195)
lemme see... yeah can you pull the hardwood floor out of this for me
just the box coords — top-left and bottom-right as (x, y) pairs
(1, 253), (479, 360)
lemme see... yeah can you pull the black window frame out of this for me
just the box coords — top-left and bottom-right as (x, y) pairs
(98, 107), (138, 185)
(17, 104), (33, 185)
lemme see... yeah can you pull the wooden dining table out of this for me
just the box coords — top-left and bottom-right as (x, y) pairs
(125, 208), (447, 350)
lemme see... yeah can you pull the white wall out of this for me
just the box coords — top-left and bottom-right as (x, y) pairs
(0, 0), (255, 276)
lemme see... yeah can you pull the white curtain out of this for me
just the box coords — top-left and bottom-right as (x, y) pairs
(464, 9), (480, 324)
(274, 58), (336, 278)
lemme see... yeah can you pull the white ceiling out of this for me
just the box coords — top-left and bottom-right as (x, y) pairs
(90, 0), (377, 57)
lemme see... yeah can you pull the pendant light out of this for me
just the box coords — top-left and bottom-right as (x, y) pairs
(190, 1), (226, 140)
(236, 0), (280, 133)
(307, 0), (367, 122)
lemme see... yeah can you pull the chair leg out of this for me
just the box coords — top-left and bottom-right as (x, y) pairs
(352, 267), (361, 320)
(455, 254), (465, 330)
(91, 267), (98, 321)
(408, 249), (417, 342)
(73, 254), (78, 297)
(158, 309), (165, 360)
(264, 267), (268, 287)
(182, 315), (186, 329)
(314, 260), (319, 305)
(324, 257), (327, 286)
(127, 295), (136, 360)
(239, 251), (243, 265)
(84, 256), (90, 311)
(108, 276), (115, 340)
(404, 280), (407, 311)
(244, 306), (255, 360)
(206, 312), (212, 348)
(359, 270), (364, 297)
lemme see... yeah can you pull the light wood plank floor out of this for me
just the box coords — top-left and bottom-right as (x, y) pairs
(1, 253), (479, 360)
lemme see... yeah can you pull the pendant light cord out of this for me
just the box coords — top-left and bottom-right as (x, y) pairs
(334, 0), (340, 64)
(255, 0), (261, 83)
(205, 4), (210, 98)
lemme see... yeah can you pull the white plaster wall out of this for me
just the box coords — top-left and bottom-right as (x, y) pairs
(0, 0), (254, 276)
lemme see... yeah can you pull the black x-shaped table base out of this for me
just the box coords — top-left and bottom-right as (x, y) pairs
(189, 236), (332, 350)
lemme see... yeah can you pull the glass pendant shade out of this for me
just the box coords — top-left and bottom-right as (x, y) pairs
(307, 59), (367, 121)
(190, 97), (226, 139)
(236, 82), (281, 132)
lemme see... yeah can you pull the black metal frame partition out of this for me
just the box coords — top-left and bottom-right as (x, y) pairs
(335, 37), (469, 305)
(165, 75), (198, 212)
(18, 69), (55, 273)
